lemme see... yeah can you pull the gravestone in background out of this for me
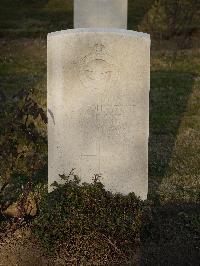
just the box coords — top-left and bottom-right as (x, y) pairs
(48, 1), (150, 200)
(74, 0), (128, 29)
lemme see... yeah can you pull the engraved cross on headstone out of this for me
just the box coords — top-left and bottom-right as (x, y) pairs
(74, 0), (128, 29)
(80, 104), (136, 174)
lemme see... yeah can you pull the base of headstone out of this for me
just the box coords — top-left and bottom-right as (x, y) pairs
(48, 28), (150, 200)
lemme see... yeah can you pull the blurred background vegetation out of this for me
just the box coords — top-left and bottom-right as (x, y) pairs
(0, 0), (199, 41)
(0, 0), (199, 265)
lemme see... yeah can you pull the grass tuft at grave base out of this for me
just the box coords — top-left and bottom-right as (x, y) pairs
(32, 175), (150, 265)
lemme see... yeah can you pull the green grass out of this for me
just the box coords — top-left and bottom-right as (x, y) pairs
(148, 45), (200, 204)
(0, 0), (73, 38)
(0, 39), (46, 97)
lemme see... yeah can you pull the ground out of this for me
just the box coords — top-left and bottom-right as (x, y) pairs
(0, 0), (200, 265)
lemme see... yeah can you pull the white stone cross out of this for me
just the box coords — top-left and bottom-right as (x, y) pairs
(74, 0), (128, 29)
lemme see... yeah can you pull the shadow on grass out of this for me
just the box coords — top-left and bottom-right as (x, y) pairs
(148, 69), (195, 195)
(142, 68), (199, 265)
(128, 0), (155, 30)
(141, 203), (200, 266)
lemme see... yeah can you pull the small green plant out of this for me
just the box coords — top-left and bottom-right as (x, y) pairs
(33, 174), (149, 264)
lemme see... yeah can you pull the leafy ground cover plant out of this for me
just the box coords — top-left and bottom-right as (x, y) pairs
(33, 174), (150, 265)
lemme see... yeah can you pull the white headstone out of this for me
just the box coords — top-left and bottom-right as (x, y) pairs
(74, 0), (128, 29)
(48, 28), (150, 200)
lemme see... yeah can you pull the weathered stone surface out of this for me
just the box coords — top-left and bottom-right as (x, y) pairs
(48, 28), (150, 200)
(74, 0), (128, 29)
(3, 202), (21, 218)
(2, 193), (37, 218)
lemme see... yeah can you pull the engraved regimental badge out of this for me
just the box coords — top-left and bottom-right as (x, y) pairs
(78, 43), (119, 90)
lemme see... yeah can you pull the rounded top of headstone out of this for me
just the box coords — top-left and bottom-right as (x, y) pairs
(48, 28), (150, 42)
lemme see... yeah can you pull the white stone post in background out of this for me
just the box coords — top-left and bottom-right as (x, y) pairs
(74, 0), (128, 29)
(48, 1), (150, 200)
